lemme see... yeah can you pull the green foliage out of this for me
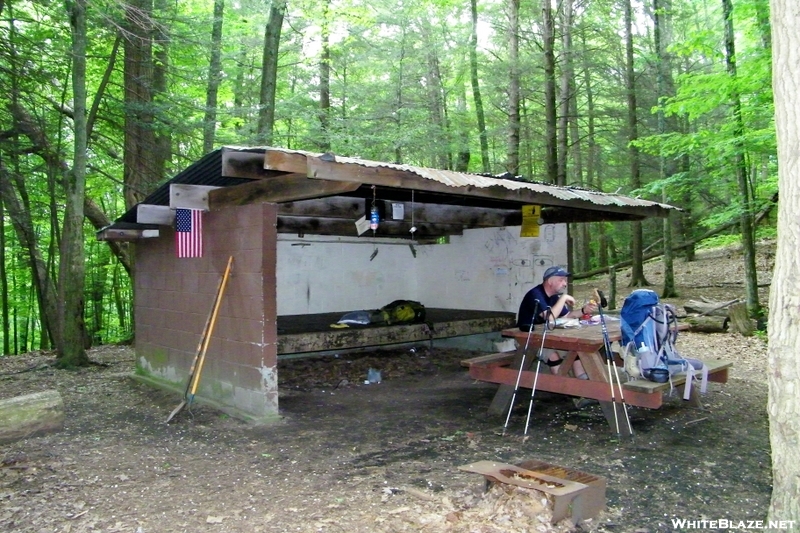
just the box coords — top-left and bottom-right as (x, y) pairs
(0, 0), (780, 350)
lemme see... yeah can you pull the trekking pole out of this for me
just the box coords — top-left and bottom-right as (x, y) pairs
(503, 301), (539, 435)
(524, 308), (554, 435)
(594, 289), (634, 436)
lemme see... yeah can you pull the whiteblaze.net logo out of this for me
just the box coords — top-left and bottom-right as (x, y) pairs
(671, 518), (797, 530)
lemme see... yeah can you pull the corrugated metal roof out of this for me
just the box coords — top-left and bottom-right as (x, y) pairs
(266, 146), (677, 212)
(113, 148), (259, 224)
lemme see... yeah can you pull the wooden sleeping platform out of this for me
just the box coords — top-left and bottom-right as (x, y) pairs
(277, 308), (516, 355)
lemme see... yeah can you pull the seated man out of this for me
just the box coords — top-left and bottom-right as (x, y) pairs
(517, 266), (597, 381)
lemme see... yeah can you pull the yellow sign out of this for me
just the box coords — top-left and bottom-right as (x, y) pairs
(520, 205), (541, 237)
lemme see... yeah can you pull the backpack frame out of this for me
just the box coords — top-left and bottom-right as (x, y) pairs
(620, 290), (709, 400)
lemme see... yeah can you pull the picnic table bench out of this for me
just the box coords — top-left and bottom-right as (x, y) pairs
(462, 323), (732, 435)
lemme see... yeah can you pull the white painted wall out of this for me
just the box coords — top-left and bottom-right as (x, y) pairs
(276, 224), (568, 317)
(276, 236), (418, 315)
(414, 224), (567, 314)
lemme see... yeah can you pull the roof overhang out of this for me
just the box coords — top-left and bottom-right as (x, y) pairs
(98, 146), (679, 242)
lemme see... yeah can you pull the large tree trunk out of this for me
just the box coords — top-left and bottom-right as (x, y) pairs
(722, 0), (760, 318)
(470, 0), (490, 173)
(123, 0), (158, 208)
(58, 0), (89, 366)
(767, 0), (800, 521)
(623, 0), (649, 287)
(203, 0), (225, 153)
(257, 0), (287, 145)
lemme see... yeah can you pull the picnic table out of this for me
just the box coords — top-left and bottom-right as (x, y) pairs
(462, 321), (732, 435)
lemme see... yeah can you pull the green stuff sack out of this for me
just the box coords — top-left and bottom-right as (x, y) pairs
(380, 300), (426, 325)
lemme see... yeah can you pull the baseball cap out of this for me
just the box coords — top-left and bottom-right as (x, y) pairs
(543, 266), (571, 281)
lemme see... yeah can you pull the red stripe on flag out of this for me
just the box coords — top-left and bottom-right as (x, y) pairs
(175, 208), (203, 258)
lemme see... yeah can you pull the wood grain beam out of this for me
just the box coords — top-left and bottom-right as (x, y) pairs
(97, 228), (159, 241)
(208, 174), (360, 210)
(221, 148), (272, 179)
(263, 150), (309, 174)
(277, 197), (521, 226)
(276, 216), (463, 238)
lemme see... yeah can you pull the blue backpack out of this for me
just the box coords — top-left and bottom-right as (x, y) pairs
(620, 289), (708, 399)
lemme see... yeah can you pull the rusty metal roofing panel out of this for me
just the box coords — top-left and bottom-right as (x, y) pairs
(265, 146), (677, 211)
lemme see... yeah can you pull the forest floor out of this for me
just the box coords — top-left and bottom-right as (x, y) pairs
(0, 241), (775, 533)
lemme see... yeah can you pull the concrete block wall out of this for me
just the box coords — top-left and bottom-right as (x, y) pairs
(135, 203), (279, 422)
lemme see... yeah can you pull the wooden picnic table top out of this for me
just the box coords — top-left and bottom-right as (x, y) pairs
(501, 321), (622, 352)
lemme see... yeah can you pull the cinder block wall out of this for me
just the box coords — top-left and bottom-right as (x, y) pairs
(134, 203), (279, 422)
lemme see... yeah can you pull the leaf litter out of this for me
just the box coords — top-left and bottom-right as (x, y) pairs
(0, 242), (774, 532)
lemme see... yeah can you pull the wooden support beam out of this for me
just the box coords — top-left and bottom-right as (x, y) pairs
(263, 150), (309, 174)
(169, 184), (220, 210)
(97, 228), (159, 241)
(276, 197), (521, 227)
(208, 174), (360, 210)
(221, 148), (272, 179)
(276, 216), (464, 237)
(136, 204), (174, 225)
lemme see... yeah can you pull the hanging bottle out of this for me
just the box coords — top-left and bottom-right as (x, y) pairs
(370, 205), (380, 231)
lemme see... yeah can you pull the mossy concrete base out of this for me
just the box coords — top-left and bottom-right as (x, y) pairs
(131, 374), (283, 426)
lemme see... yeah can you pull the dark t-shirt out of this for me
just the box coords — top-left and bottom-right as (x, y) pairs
(517, 284), (570, 327)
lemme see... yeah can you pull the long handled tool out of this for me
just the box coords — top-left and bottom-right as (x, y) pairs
(166, 256), (234, 423)
(503, 301), (539, 435)
(594, 289), (633, 436)
(524, 307), (554, 435)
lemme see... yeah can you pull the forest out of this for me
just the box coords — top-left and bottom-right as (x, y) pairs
(0, 0), (776, 361)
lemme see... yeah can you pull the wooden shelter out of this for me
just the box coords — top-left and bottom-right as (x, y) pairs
(99, 146), (675, 422)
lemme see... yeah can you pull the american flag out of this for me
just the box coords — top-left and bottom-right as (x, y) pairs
(175, 208), (203, 258)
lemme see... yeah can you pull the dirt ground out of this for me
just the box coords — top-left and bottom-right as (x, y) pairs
(0, 243), (774, 533)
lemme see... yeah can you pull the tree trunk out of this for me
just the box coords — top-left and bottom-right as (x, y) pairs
(203, 0), (225, 153)
(722, 0), (760, 318)
(0, 158), (61, 351)
(654, 0), (677, 298)
(454, 81), (471, 172)
(505, 0), (521, 174)
(58, 0), (89, 366)
(556, 0), (573, 186)
(0, 194), (7, 354)
(421, 21), (448, 170)
(257, 0), (287, 145)
(624, 0), (649, 287)
(542, 0), (557, 183)
(317, 0), (332, 152)
(0, 390), (65, 444)
(123, 0), (158, 208)
(767, 0), (800, 521)
(581, 31), (599, 270)
(470, 0), (490, 173)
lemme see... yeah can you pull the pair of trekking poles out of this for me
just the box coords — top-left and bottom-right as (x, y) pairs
(503, 291), (633, 437)
(503, 301), (552, 436)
